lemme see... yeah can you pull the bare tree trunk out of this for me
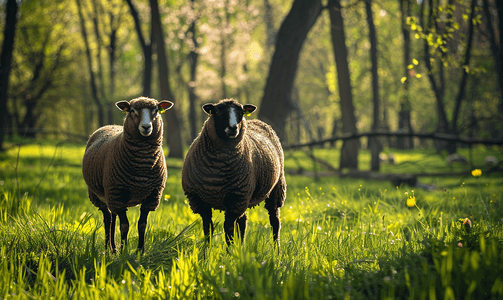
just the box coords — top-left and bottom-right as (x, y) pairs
(0, 0), (19, 151)
(451, 0), (476, 135)
(220, 35), (227, 99)
(150, 0), (184, 158)
(366, 0), (381, 171)
(258, 0), (323, 140)
(498, 0), (503, 116)
(421, 0), (451, 153)
(398, 0), (413, 150)
(125, 0), (153, 97)
(107, 1), (123, 125)
(188, 0), (199, 141)
(483, 0), (503, 116)
(264, 0), (275, 49)
(328, 0), (358, 170)
(91, 0), (106, 100)
(77, 0), (105, 128)
(220, 0), (230, 99)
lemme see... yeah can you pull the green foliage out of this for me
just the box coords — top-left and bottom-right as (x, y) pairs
(0, 142), (502, 299)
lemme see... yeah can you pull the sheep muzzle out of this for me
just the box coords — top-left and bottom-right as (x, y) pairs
(139, 108), (154, 136)
(225, 127), (239, 138)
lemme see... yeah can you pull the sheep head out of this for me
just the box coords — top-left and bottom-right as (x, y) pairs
(116, 97), (173, 137)
(202, 99), (256, 140)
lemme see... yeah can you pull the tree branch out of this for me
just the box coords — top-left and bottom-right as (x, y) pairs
(283, 131), (503, 150)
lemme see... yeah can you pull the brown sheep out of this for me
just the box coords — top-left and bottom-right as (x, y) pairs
(181, 99), (286, 248)
(82, 96), (173, 252)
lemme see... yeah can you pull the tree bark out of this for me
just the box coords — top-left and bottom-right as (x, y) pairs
(328, 0), (358, 170)
(451, 0), (476, 135)
(108, 6), (119, 125)
(366, 0), (381, 171)
(264, 0), (275, 49)
(0, 0), (19, 151)
(91, 0), (106, 101)
(421, 0), (452, 153)
(483, 0), (503, 116)
(497, 0), (503, 116)
(125, 0), (153, 97)
(398, 0), (413, 150)
(188, 0), (199, 142)
(258, 0), (323, 140)
(150, 0), (184, 158)
(77, 0), (105, 128)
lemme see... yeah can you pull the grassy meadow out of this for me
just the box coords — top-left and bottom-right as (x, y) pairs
(1, 141), (503, 299)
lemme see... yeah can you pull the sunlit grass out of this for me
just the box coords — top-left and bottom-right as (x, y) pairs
(0, 141), (502, 298)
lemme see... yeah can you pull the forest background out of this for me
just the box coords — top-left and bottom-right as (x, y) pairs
(0, 0), (502, 165)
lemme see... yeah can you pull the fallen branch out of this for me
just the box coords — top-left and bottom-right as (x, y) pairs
(283, 131), (503, 150)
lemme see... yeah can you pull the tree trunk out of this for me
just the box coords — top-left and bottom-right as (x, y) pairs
(77, 0), (105, 128)
(150, 0), (184, 158)
(421, 0), (452, 153)
(258, 0), (323, 140)
(398, 0), (413, 150)
(125, 0), (153, 97)
(91, 0), (106, 103)
(496, 0), (503, 116)
(264, 0), (275, 49)
(451, 0), (476, 136)
(366, 0), (381, 171)
(483, 0), (503, 117)
(0, 0), (19, 151)
(220, 35), (227, 99)
(188, 0), (199, 142)
(107, 5), (121, 125)
(328, 0), (358, 170)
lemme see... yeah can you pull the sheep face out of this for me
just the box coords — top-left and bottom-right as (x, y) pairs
(203, 99), (256, 140)
(116, 98), (173, 137)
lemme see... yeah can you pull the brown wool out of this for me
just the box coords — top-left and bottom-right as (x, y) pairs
(181, 99), (286, 245)
(82, 96), (167, 227)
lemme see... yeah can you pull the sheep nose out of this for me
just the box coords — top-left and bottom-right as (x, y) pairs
(225, 125), (239, 138)
(142, 124), (151, 130)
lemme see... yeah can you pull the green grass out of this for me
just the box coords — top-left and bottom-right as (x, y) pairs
(0, 141), (502, 299)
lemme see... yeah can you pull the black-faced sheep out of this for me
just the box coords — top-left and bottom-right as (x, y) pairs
(82, 96), (173, 253)
(181, 98), (286, 248)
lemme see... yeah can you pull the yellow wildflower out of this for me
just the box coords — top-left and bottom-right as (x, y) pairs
(471, 169), (482, 177)
(406, 196), (416, 207)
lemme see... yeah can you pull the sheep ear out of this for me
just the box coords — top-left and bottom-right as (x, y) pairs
(116, 101), (130, 113)
(202, 103), (215, 116)
(243, 104), (257, 116)
(158, 101), (173, 113)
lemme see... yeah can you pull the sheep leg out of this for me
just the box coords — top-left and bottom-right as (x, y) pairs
(201, 209), (214, 241)
(236, 213), (248, 243)
(137, 209), (149, 252)
(88, 190), (117, 252)
(265, 178), (286, 251)
(267, 207), (281, 249)
(116, 210), (129, 252)
(110, 213), (117, 252)
(191, 197), (214, 241)
(224, 211), (241, 246)
(100, 208), (115, 252)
